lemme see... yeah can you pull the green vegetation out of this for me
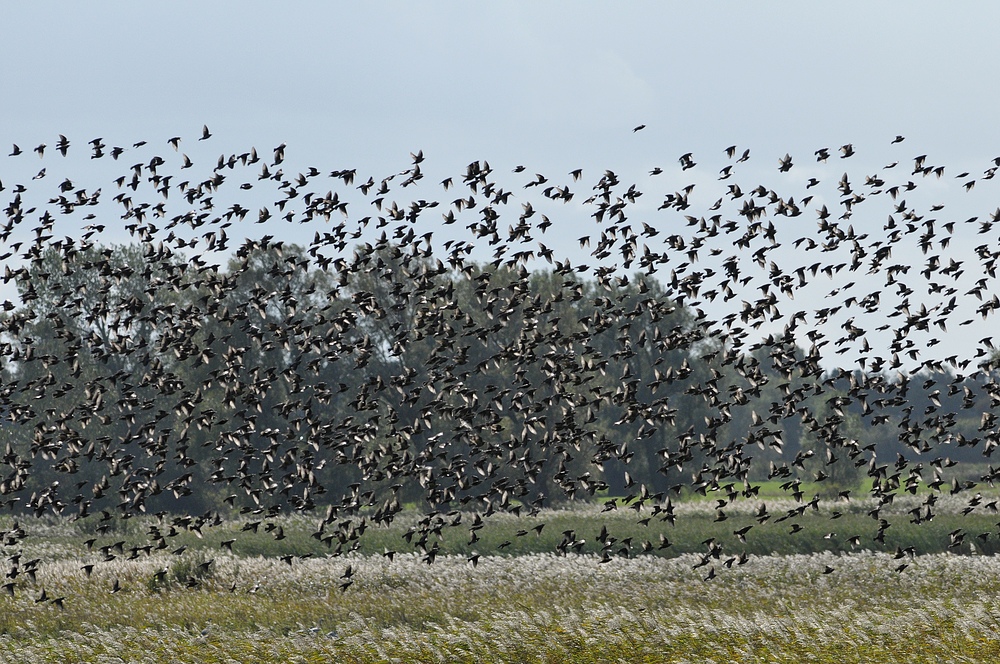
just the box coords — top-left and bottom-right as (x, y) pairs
(12, 490), (1000, 565)
(2, 241), (997, 526)
(2, 540), (1000, 662)
(0, 489), (996, 662)
(3, 148), (1000, 662)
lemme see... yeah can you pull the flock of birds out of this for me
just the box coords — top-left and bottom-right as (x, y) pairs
(2, 124), (1000, 600)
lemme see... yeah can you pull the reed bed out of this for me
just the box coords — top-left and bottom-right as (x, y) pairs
(2, 546), (1000, 662)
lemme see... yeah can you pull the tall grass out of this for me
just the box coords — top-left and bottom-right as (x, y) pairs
(1, 497), (998, 661)
(20, 492), (1000, 564)
(2, 550), (1000, 662)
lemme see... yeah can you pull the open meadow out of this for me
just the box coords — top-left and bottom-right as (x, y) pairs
(3, 496), (1000, 663)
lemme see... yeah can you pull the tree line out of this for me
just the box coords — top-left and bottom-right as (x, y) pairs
(0, 241), (993, 521)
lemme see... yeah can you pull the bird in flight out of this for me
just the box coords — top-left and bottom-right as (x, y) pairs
(0, 127), (994, 596)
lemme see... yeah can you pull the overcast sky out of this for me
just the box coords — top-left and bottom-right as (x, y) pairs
(3, 2), (1000, 371)
(5, 3), (998, 171)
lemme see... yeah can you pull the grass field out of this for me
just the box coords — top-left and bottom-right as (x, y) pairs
(3, 549), (1000, 663)
(19, 489), (1000, 561)
(2, 494), (1000, 662)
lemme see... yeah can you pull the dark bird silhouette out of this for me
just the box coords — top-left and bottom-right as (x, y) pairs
(0, 127), (995, 597)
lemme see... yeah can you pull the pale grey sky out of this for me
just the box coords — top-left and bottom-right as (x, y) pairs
(4, 3), (997, 171)
(2, 2), (1000, 370)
